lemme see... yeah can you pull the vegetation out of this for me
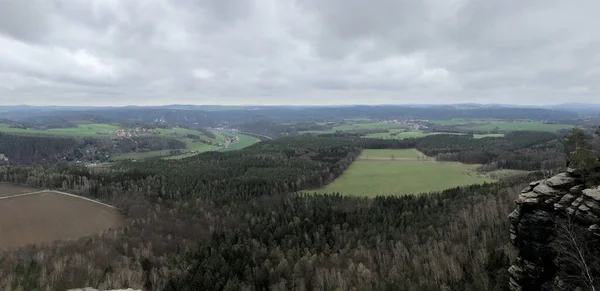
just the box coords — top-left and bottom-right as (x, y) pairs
(0, 123), (118, 137)
(311, 159), (492, 197)
(466, 121), (574, 133)
(0, 119), (592, 290)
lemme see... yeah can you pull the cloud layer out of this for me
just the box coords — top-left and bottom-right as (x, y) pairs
(0, 0), (598, 106)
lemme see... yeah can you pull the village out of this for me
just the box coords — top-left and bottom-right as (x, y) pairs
(112, 127), (155, 138)
(381, 119), (430, 131)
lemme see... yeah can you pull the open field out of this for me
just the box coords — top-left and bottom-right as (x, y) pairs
(0, 123), (118, 137)
(300, 122), (408, 134)
(429, 119), (575, 133)
(359, 149), (426, 159)
(0, 183), (40, 197)
(465, 122), (574, 132)
(311, 159), (492, 197)
(309, 149), (492, 197)
(364, 131), (461, 139)
(220, 133), (261, 151)
(0, 189), (124, 250)
(473, 133), (505, 139)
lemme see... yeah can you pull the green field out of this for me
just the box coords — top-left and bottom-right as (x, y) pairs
(360, 149), (425, 159)
(220, 133), (261, 151)
(429, 119), (477, 126)
(0, 123), (118, 137)
(113, 149), (177, 161)
(311, 157), (492, 197)
(364, 131), (460, 139)
(465, 122), (573, 132)
(473, 133), (505, 139)
(300, 122), (408, 134)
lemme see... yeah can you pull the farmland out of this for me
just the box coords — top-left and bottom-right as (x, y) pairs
(0, 185), (124, 250)
(465, 121), (574, 132)
(299, 121), (408, 134)
(0, 123), (118, 137)
(220, 133), (261, 151)
(0, 183), (39, 197)
(310, 149), (493, 197)
(430, 119), (574, 133)
(473, 133), (505, 139)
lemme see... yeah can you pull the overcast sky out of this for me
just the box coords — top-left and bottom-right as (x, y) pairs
(0, 0), (598, 106)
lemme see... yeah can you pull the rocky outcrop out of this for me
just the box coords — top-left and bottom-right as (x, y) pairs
(67, 288), (141, 291)
(509, 170), (600, 291)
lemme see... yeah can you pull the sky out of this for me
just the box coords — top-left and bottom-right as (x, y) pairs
(0, 0), (599, 106)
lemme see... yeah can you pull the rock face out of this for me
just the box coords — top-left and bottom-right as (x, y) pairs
(509, 171), (600, 291)
(67, 289), (141, 291)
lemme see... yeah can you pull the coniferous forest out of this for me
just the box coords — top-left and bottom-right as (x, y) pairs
(0, 133), (562, 291)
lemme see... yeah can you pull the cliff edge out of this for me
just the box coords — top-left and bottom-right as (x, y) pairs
(509, 170), (600, 291)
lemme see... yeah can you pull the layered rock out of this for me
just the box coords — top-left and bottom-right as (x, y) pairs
(509, 171), (600, 291)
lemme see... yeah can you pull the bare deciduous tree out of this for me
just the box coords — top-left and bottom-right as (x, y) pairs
(553, 218), (600, 291)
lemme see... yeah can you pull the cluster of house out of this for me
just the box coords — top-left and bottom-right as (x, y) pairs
(382, 119), (429, 131)
(113, 127), (155, 138)
(0, 154), (9, 166)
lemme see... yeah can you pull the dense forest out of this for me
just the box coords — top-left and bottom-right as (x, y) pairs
(1, 128), (598, 290)
(0, 134), (548, 291)
(0, 133), (185, 165)
(415, 131), (566, 171)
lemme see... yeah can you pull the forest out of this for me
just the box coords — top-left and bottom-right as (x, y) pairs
(0, 128), (598, 290)
(0, 133), (185, 165)
(0, 134), (549, 291)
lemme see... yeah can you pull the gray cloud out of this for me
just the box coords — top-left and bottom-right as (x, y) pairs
(0, 0), (598, 106)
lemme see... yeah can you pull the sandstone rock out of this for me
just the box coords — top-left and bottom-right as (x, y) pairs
(509, 208), (521, 222)
(516, 196), (540, 205)
(532, 183), (563, 196)
(569, 184), (585, 195)
(571, 197), (584, 207)
(578, 204), (590, 212)
(510, 172), (600, 291)
(557, 194), (576, 205)
(584, 199), (600, 213)
(576, 209), (600, 224)
(546, 173), (580, 189)
(582, 188), (600, 201)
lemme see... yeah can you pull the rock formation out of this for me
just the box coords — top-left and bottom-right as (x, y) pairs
(509, 170), (600, 290)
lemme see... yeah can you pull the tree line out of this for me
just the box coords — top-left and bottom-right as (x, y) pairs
(0, 135), (551, 290)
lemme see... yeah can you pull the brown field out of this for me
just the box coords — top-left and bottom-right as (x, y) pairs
(0, 183), (40, 197)
(0, 191), (125, 250)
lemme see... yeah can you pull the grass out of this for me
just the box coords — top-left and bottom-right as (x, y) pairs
(0, 123), (118, 137)
(310, 158), (492, 197)
(113, 150), (177, 161)
(364, 131), (459, 139)
(428, 118), (494, 126)
(360, 149), (424, 159)
(300, 122), (408, 134)
(465, 122), (574, 132)
(220, 133), (261, 151)
(473, 133), (505, 139)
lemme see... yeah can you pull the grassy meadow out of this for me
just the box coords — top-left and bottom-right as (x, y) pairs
(465, 122), (574, 132)
(310, 149), (492, 197)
